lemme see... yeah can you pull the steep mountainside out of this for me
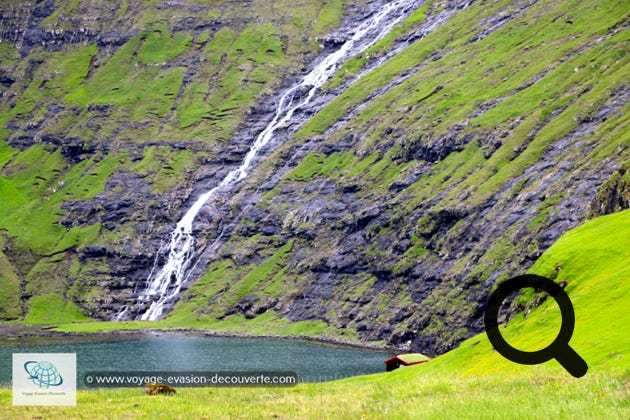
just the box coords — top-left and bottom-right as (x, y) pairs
(0, 0), (365, 320)
(0, 0), (628, 355)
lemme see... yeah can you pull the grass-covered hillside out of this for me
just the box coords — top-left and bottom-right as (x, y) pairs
(3, 209), (628, 418)
(0, 0), (629, 356)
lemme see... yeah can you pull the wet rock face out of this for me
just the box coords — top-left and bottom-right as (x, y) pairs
(1, 1), (98, 55)
(2, 0), (384, 321)
(1, 0), (227, 56)
(317, 34), (348, 49)
(187, 7), (629, 354)
(590, 167), (630, 217)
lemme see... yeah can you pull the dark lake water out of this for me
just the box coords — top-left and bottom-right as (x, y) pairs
(0, 334), (391, 388)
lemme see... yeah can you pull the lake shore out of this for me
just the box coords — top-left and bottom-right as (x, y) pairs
(0, 323), (402, 353)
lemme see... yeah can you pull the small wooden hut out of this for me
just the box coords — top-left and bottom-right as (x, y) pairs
(384, 353), (430, 371)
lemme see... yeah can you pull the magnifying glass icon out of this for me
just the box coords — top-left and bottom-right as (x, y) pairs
(484, 274), (588, 378)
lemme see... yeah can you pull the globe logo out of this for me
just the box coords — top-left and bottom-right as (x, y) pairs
(24, 361), (64, 388)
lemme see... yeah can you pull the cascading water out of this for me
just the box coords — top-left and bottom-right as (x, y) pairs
(119, 0), (432, 321)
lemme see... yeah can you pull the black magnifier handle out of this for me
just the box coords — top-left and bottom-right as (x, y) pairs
(555, 345), (588, 378)
(485, 274), (588, 377)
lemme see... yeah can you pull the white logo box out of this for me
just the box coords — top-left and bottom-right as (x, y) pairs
(12, 353), (76, 406)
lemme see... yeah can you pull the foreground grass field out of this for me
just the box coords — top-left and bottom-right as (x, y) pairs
(1, 210), (628, 418)
(0, 368), (627, 419)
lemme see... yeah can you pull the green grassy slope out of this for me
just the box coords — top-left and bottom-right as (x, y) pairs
(3, 209), (628, 418)
(439, 209), (630, 373)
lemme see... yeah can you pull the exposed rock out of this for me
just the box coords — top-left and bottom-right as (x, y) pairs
(0, 72), (15, 87)
(590, 166), (629, 216)
(401, 131), (468, 163)
(316, 34), (348, 49)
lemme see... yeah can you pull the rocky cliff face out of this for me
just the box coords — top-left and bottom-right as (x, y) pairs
(0, 0), (366, 320)
(1, 0), (628, 355)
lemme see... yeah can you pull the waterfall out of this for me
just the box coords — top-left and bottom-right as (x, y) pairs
(122, 0), (426, 321)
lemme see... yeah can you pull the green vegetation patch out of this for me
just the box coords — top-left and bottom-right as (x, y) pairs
(24, 294), (91, 324)
(65, 32), (185, 121)
(286, 151), (354, 182)
(177, 23), (285, 132)
(312, 0), (344, 36)
(41, 44), (98, 97)
(131, 146), (197, 193)
(225, 240), (294, 304)
(136, 26), (192, 64)
(0, 245), (21, 319)
(0, 145), (121, 255)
